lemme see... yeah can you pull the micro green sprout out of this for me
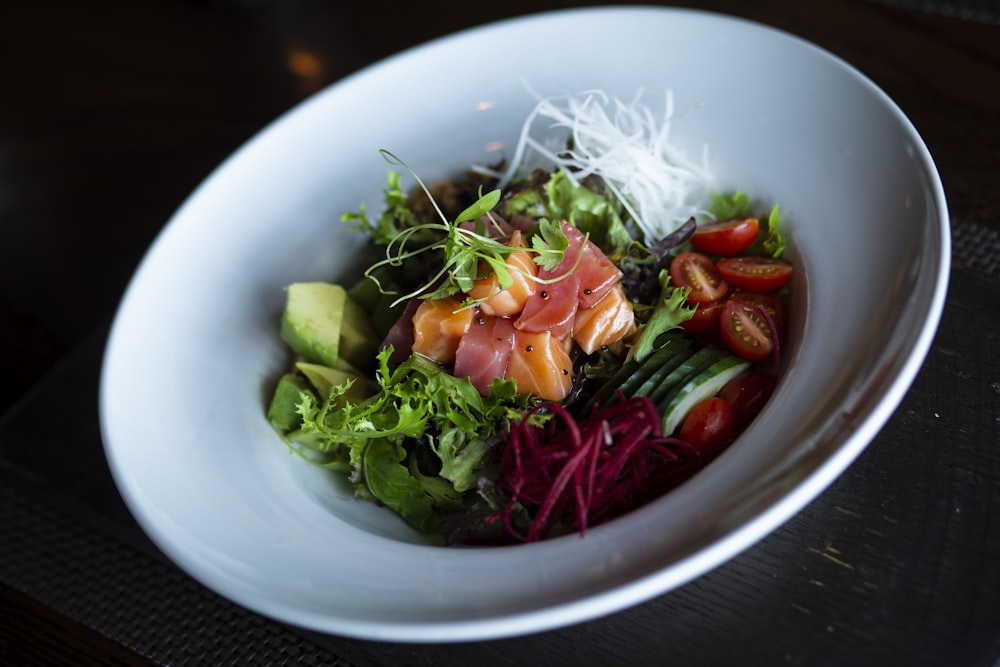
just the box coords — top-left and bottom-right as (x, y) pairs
(364, 150), (574, 307)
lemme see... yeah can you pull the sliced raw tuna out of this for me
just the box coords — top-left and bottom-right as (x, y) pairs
(454, 315), (516, 395)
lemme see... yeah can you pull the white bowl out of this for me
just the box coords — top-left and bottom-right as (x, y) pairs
(99, 6), (949, 642)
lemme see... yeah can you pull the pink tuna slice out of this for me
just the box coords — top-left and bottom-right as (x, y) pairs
(454, 314), (516, 396)
(549, 220), (623, 309)
(379, 298), (420, 367)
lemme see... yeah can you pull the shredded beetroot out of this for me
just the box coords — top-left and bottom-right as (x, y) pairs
(495, 394), (701, 542)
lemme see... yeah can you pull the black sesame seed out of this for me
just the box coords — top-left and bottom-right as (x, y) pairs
(540, 290), (548, 299)
(583, 288), (593, 295)
(525, 345), (533, 352)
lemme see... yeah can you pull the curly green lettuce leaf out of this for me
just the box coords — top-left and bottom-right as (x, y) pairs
(428, 375), (541, 492)
(418, 366), (532, 491)
(628, 270), (697, 363)
(285, 348), (533, 531)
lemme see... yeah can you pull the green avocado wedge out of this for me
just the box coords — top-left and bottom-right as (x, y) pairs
(279, 282), (380, 372)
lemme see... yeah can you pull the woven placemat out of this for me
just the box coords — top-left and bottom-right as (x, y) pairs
(0, 476), (355, 667)
(869, 0), (1000, 24)
(953, 218), (1000, 277)
(1, 217), (995, 665)
(0, 323), (360, 666)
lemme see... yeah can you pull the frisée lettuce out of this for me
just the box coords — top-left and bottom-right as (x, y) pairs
(288, 347), (537, 533)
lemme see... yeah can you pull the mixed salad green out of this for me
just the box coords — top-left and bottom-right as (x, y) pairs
(266, 90), (793, 544)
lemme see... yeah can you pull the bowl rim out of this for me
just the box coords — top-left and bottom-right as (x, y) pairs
(98, 4), (951, 642)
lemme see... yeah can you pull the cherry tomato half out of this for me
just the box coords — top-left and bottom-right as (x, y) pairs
(690, 217), (760, 256)
(681, 299), (725, 334)
(678, 397), (733, 450)
(670, 252), (729, 303)
(719, 371), (775, 433)
(728, 290), (787, 334)
(717, 256), (793, 292)
(720, 299), (775, 361)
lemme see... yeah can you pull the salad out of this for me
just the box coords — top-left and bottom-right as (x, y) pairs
(266, 90), (793, 544)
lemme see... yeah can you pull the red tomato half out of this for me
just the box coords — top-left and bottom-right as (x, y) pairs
(681, 299), (725, 334)
(678, 397), (733, 450)
(716, 256), (793, 292)
(720, 299), (775, 361)
(718, 371), (775, 432)
(728, 290), (787, 334)
(690, 217), (760, 256)
(670, 252), (729, 304)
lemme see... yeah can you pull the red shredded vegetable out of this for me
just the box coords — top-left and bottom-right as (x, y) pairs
(495, 394), (701, 542)
(757, 304), (781, 377)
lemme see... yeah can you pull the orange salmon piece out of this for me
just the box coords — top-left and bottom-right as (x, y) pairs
(411, 296), (474, 363)
(505, 330), (574, 402)
(573, 283), (636, 354)
(467, 231), (538, 317)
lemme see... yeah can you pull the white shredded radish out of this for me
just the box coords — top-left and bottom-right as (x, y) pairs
(477, 88), (717, 241)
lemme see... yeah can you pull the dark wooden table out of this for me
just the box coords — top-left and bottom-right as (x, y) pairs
(2, 1), (998, 665)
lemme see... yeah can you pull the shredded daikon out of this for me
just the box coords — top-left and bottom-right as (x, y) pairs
(478, 88), (716, 241)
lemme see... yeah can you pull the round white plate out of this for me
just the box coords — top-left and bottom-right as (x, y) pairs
(100, 6), (949, 642)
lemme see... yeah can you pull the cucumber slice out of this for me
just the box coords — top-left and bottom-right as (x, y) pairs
(584, 330), (690, 404)
(605, 341), (689, 406)
(661, 354), (751, 436)
(631, 342), (695, 398)
(586, 357), (641, 406)
(649, 345), (729, 406)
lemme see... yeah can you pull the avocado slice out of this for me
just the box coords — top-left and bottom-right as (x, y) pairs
(280, 282), (380, 371)
(295, 361), (378, 402)
(266, 373), (314, 433)
(348, 270), (407, 340)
